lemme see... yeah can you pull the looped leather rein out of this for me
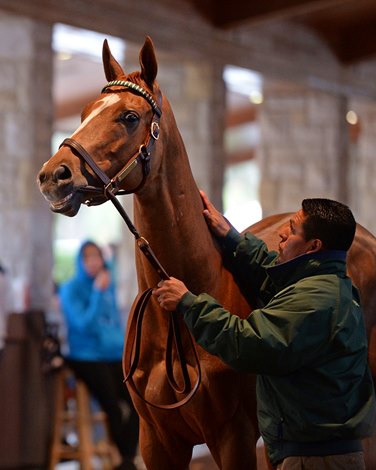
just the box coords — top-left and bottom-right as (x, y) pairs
(123, 288), (201, 410)
(59, 80), (201, 409)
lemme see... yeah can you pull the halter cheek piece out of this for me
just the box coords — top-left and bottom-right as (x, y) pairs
(59, 80), (162, 203)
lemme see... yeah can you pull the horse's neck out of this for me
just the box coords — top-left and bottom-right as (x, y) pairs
(134, 120), (223, 294)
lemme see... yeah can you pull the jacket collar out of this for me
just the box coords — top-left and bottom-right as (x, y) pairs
(265, 250), (347, 291)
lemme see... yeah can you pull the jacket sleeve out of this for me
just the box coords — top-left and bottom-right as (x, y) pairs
(178, 279), (334, 375)
(220, 228), (278, 306)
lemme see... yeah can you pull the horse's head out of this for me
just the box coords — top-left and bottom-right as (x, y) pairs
(37, 37), (162, 216)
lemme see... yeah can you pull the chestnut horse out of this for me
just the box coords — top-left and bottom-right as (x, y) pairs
(37, 37), (376, 469)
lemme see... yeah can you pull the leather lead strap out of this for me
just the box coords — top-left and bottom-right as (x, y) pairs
(108, 191), (202, 409)
(123, 288), (201, 410)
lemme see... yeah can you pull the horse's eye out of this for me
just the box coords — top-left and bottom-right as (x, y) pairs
(119, 111), (139, 125)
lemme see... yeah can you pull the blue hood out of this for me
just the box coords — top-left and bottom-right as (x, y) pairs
(75, 239), (107, 282)
(59, 240), (124, 361)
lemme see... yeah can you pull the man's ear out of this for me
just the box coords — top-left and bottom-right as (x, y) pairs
(308, 239), (323, 253)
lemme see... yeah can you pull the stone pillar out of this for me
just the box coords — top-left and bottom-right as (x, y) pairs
(258, 80), (347, 216)
(158, 59), (226, 209)
(0, 12), (53, 311)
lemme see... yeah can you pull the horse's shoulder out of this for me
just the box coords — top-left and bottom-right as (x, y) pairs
(352, 223), (376, 253)
(348, 223), (376, 291)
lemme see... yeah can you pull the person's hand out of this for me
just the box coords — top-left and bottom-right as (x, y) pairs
(153, 277), (189, 311)
(200, 190), (231, 237)
(94, 269), (111, 290)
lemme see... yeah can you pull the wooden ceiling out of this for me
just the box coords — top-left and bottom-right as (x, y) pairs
(0, 0), (375, 66)
(188, 0), (376, 64)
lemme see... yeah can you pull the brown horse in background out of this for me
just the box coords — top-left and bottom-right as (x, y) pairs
(37, 37), (376, 469)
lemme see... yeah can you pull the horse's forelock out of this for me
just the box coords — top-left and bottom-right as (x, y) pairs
(124, 71), (157, 95)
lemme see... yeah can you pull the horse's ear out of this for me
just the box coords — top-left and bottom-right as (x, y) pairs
(139, 36), (158, 90)
(102, 39), (124, 81)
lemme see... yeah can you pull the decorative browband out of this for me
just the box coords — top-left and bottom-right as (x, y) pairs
(102, 80), (162, 117)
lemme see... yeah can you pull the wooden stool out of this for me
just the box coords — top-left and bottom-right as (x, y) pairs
(49, 367), (120, 470)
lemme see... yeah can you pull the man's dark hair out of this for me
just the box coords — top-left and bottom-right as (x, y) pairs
(301, 198), (356, 251)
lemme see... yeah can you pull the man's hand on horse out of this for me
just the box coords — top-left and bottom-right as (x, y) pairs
(153, 277), (189, 311)
(200, 190), (231, 237)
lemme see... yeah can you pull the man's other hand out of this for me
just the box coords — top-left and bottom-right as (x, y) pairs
(200, 190), (231, 237)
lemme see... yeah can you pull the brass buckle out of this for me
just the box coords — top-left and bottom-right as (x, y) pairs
(116, 159), (139, 183)
(104, 180), (118, 196)
(136, 236), (149, 249)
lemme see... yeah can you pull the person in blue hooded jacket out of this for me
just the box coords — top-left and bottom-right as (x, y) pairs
(59, 240), (139, 470)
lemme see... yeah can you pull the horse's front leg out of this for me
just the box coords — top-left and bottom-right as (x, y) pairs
(205, 411), (259, 470)
(139, 417), (193, 470)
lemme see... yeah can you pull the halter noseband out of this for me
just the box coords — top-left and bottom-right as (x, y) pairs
(59, 79), (162, 203)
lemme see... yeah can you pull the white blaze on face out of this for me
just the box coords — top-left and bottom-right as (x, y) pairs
(72, 94), (121, 137)
(40, 94), (122, 167)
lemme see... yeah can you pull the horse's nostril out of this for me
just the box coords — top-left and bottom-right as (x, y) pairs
(53, 164), (72, 182)
(38, 170), (46, 185)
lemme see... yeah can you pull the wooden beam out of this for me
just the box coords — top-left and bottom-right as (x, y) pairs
(226, 106), (258, 128)
(1, 0), (376, 97)
(191, 0), (353, 28)
(226, 148), (255, 165)
(55, 91), (100, 120)
(334, 21), (376, 64)
(0, 0), (212, 62)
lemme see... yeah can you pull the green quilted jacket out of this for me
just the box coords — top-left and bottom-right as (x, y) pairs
(177, 228), (376, 465)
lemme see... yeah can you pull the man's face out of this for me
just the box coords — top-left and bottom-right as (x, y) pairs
(277, 209), (317, 264)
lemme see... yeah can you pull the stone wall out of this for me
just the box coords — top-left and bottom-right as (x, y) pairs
(0, 12), (53, 311)
(258, 82), (345, 215)
(257, 77), (376, 235)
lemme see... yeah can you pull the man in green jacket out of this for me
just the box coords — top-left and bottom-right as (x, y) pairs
(153, 191), (376, 470)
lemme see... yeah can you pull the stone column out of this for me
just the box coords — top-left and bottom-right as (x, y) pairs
(158, 59), (226, 209)
(0, 12), (53, 311)
(258, 80), (347, 216)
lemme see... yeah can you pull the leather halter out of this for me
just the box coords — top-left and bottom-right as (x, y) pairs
(59, 80), (201, 409)
(59, 80), (162, 203)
